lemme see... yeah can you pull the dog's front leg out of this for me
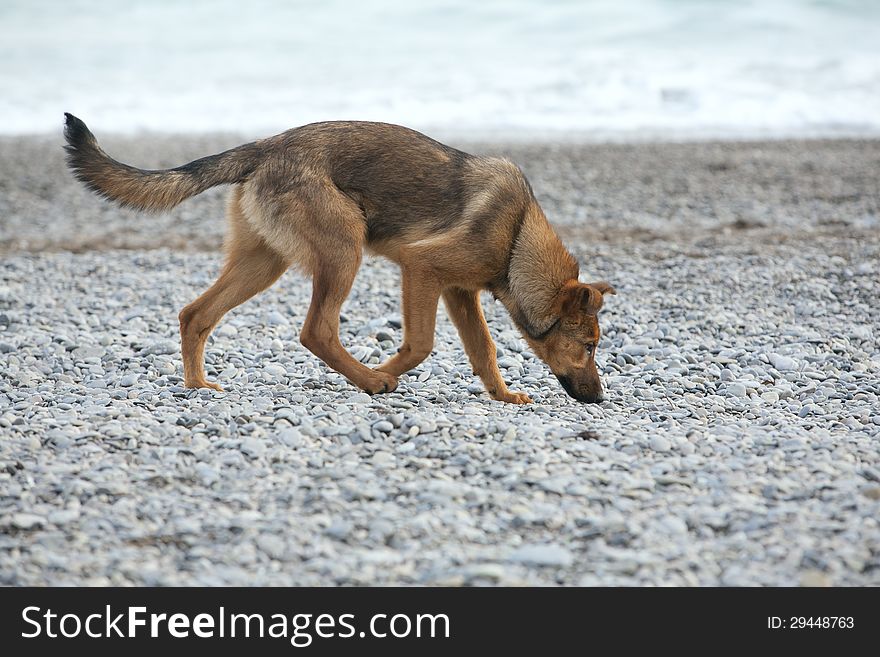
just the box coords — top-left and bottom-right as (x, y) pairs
(376, 266), (441, 376)
(442, 287), (532, 404)
(301, 260), (398, 395)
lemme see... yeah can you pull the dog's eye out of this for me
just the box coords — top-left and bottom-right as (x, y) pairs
(585, 343), (595, 354)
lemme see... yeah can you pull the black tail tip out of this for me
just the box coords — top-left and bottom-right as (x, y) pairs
(63, 112), (80, 131)
(63, 112), (93, 148)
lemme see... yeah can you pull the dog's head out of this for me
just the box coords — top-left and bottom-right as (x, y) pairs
(526, 280), (616, 403)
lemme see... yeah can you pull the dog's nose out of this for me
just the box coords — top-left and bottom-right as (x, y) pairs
(575, 390), (604, 404)
(555, 374), (605, 403)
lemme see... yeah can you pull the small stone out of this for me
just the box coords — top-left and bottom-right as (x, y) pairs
(373, 420), (394, 433)
(768, 354), (798, 371)
(799, 404), (819, 418)
(658, 515), (688, 535)
(650, 435), (671, 452)
(782, 437), (806, 451)
(325, 520), (353, 541)
(862, 487), (880, 500)
(48, 509), (80, 524)
(256, 534), (287, 560)
(119, 374), (139, 387)
(267, 311), (288, 326)
(277, 428), (303, 448)
(10, 513), (45, 530)
(73, 346), (104, 359)
(352, 347), (372, 363)
(195, 463), (220, 485)
(508, 544), (573, 568)
(622, 344), (649, 356)
(140, 340), (177, 356)
(860, 467), (880, 483)
(240, 437), (266, 458)
(263, 363), (287, 378)
(369, 519), (395, 541)
(726, 383), (747, 397)
(462, 563), (507, 582)
(800, 570), (831, 587)
(191, 435), (211, 451)
(371, 451), (395, 467)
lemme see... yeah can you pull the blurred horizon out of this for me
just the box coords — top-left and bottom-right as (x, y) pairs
(2, 0), (879, 139)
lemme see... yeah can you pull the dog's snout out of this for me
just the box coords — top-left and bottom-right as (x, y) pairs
(555, 374), (604, 403)
(579, 391), (604, 404)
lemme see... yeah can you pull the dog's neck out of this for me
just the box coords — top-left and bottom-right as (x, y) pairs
(493, 202), (579, 340)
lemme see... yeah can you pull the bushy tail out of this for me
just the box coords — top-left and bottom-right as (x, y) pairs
(63, 113), (264, 212)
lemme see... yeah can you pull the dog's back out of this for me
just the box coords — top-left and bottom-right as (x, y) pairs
(258, 121), (533, 247)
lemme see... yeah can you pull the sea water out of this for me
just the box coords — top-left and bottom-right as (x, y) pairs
(1, 0), (878, 138)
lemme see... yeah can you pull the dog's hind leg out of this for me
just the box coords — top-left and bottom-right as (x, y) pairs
(442, 286), (531, 404)
(375, 264), (441, 377)
(178, 193), (288, 390)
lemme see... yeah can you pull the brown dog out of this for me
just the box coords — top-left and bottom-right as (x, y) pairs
(63, 114), (615, 403)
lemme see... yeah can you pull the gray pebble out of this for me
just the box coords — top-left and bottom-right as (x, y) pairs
(650, 435), (672, 452)
(240, 437), (266, 458)
(726, 383), (747, 397)
(508, 544), (574, 568)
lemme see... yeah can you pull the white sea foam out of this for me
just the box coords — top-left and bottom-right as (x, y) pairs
(1, 0), (879, 138)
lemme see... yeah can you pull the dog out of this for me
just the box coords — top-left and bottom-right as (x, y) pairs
(63, 113), (615, 403)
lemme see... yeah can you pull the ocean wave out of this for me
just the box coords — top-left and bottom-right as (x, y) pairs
(2, 0), (878, 138)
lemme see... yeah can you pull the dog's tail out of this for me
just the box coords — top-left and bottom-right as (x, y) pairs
(63, 113), (265, 213)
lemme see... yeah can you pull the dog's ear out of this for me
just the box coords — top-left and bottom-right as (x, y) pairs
(559, 281), (617, 317)
(583, 281), (616, 314)
(580, 284), (604, 314)
(588, 281), (617, 296)
(560, 282), (605, 316)
(560, 281), (617, 317)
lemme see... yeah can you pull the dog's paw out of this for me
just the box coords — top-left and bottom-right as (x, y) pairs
(362, 371), (399, 395)
(185, 379), (224, 392)
(494, 390), (532, 404)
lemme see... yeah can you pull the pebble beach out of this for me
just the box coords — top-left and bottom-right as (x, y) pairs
(1, 134), (878, 585)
